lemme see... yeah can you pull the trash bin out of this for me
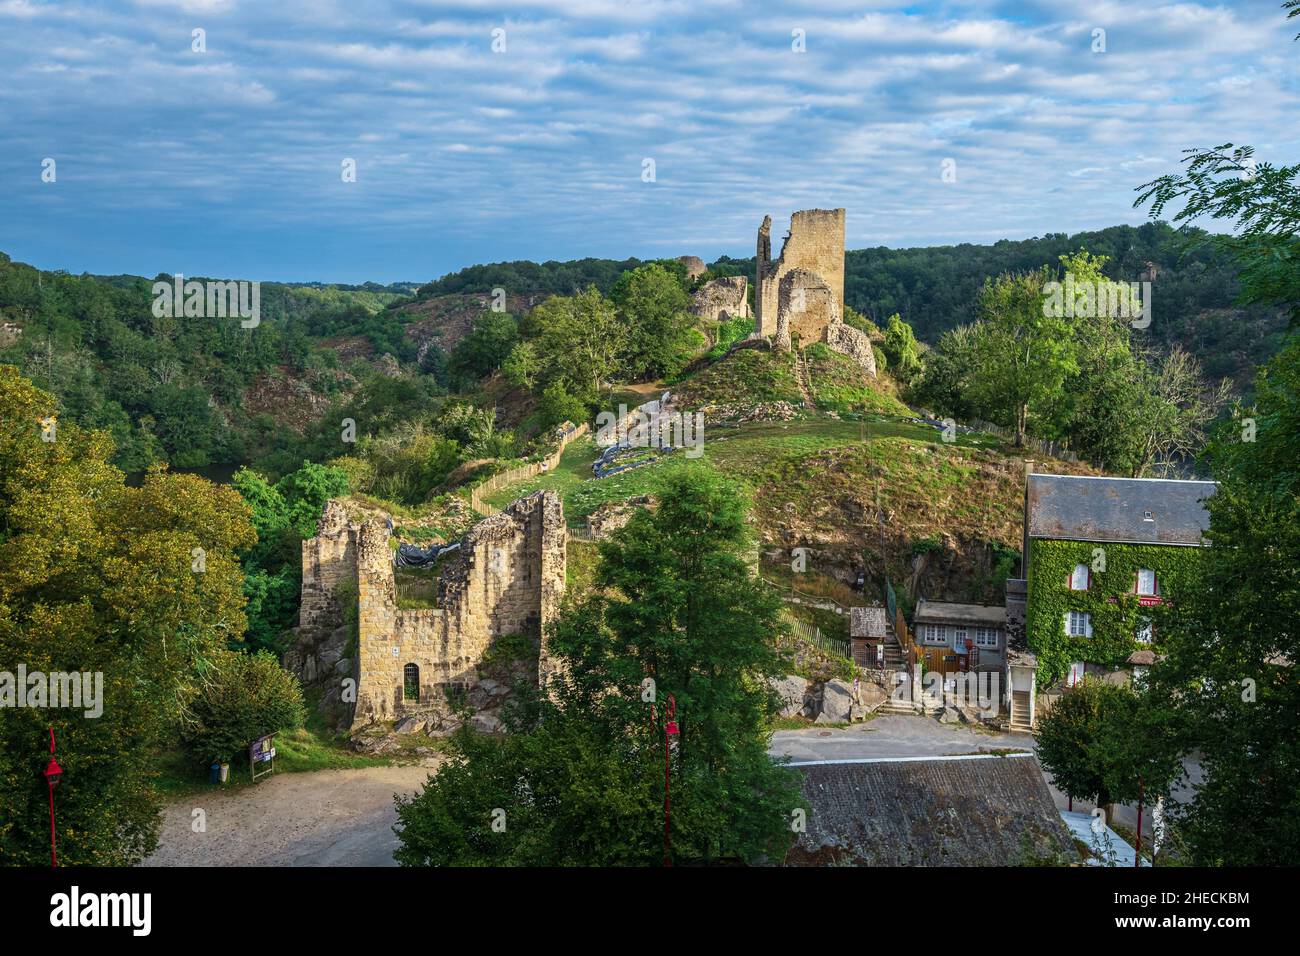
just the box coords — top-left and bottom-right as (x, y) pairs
(209, 761), (221, 785)
(219, 762), (230, 783)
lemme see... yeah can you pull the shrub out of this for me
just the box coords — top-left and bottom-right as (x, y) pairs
(181, 651), (307, 764)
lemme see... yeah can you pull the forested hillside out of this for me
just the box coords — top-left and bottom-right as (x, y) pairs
(0, 252), (411, 471)
(413, 222), (1287, 389)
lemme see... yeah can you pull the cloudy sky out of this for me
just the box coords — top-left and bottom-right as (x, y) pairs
(1, 0), (1296, 283)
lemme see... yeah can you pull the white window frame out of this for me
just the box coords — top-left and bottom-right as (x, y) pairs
(1067, 661), (1087, 687)
(1065, 610), (1093, 638)
(952, 626), (968, 653)
(1069, 563), (1090, 591)
(1136, 618), (1153, 643)
(922, 624), (947, 646)
(1136, 568), (1157, 596)
(974, 627), (999, 648)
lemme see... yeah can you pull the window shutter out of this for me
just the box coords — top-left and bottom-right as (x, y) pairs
(1063, 611), (1070, 636)
(1085, 614), (1093, 638)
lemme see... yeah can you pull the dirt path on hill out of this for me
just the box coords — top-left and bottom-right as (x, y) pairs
(143, 763), (441, 867)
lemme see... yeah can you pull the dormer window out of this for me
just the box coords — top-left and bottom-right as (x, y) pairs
(1069, 563), (1090, 591)
(1136, 569), (1157, 596)
(1143, 510), (1155, 522)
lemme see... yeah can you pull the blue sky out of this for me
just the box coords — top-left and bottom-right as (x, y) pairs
(1, 0), (1296, 284)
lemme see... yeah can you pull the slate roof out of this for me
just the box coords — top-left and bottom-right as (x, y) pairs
(914, 598), (1006, 627)
(850, 606), (888, 639)
(1027, 474), (1216, 546)
(785, 754), (1073, 866)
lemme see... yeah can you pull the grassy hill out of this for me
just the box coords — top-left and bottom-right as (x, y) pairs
(476, 337), (1084, 606)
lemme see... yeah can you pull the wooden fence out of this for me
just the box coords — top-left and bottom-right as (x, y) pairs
(912, 406), (1080, 464)
(785, 616), (853, 662)
(468, 422), (588, 516)
(965, 417), (1079, 463)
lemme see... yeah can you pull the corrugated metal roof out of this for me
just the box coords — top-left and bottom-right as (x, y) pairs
(1027, 474), (1216, 546)
(785, 754), (1073, 866)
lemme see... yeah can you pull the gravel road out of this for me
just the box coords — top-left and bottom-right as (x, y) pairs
(143, 763), (440, 867)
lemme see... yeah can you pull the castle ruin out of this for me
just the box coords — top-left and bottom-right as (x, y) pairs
(755, 208), (876, 376)
(286, 490), (566, 730)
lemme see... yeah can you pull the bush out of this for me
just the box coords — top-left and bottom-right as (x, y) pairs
(181, 651), (307, 764)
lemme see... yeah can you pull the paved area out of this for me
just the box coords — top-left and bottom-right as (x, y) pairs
(769, 713), (1036, 762)
(143, 763), (439, 867)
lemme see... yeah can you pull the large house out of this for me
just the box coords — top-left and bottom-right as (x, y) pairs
(1015, 472), (1216, 694)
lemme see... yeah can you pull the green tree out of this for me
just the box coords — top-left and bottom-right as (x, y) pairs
(528, 287), (626, 400)
(0, 367), (255, 864)
(881, 313), (922, 384)
(967, 268), (1078, 445)
(611, 263), (696, 380)
(395, 468), (805, 865)
(502, 339), (540, 391)
(1036, 678), (1135, 812)
(535, 382), (587, 433)
(1136, 102), (1300, 861)
(180, 650), (306, 764)
(448, 311), (519, 384)
(1148, 336), (1300, 864)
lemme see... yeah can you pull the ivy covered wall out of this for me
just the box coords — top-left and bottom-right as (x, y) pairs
(1026, 538), (1204, 687)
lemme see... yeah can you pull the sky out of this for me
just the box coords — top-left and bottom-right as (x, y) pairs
(0, 0), (1296, 284)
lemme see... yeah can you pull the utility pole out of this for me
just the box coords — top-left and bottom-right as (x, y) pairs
(44, 727), (63, 867)
(663, 695), (679, 866)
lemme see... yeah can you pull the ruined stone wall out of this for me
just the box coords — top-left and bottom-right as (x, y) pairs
(754, 207), (875, 377)
(756, 208), (845, 338)
(775, 269), (839, 348)
(691, 276), (749, 322)
(287, 491), (566, 729)
(353, 490), (566, 725)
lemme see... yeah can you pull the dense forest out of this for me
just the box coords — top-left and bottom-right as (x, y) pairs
(0, 220), (1285, 482)
(413, 222), (1286, 387)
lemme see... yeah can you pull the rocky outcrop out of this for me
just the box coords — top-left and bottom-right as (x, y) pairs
(772, 675), (810, 718)
(691, 276), (749, 322)
(826, 322), (877, 378)
(815, 679), (855, 723)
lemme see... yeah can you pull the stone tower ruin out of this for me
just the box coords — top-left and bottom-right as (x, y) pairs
(286, 490), (566, 729)
(754, 208), (876, 376)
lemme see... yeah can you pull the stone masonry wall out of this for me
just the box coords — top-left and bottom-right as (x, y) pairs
(755, 207), (875, 377)
(756, 208), (845, 338)
(287, 491), (566, 730)
(691, 276), (750, 322)
(354, 490), (565, 725)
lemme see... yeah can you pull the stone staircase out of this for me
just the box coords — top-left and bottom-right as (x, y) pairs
(1009, 690), (1034, 734)
(794, 349), (816, 409)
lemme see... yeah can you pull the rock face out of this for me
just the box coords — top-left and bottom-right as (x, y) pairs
(816, 679), (856, 723)
(584, 495), (652, 539)
(691, 276), (750, 322)
(825, 321), (877, 377)
(284, 490), (566, 732)
(755, 208), (876, 377)
(772, 675), (809, 718)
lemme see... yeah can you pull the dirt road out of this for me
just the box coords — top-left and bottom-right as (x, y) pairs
(143, 763), (439, 867)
